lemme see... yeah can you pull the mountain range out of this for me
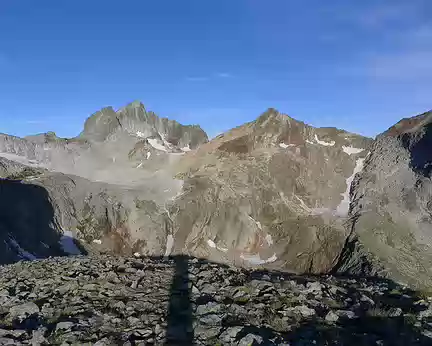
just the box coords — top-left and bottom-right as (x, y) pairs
(0, 101), (431, 290)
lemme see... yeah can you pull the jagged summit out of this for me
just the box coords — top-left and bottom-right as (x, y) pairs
(383, 110), (432, 137)
(80, 101), (208, 149)
(120, 99), (146, 110)
(191, 108), (370, 156)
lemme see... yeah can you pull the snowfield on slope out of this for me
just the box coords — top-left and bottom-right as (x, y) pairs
(336, 158), (365, 216)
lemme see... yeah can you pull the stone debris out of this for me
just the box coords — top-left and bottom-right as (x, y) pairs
(0, 255), (431, 345)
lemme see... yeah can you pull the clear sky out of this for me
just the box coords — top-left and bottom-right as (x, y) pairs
(0, 0), (431, 138)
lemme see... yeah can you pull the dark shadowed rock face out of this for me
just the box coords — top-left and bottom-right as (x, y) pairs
(339, 111), (432, 289)
(0, 166), (173, 264)
(0, 255), (431, 345)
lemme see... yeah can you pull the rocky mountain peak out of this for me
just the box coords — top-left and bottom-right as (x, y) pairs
(211, 108), (370, 154)
(254, 108), (297, 127)
(120, 100), (146, 111)
(383, 110), (432, 138)
(80, 106), (119, 142)
(80, 101), (208, 150)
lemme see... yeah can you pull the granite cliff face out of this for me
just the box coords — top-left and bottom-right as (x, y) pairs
(1, 103), (432, 290)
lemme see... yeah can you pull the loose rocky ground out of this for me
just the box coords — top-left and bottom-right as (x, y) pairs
(0, 256), (432, 345)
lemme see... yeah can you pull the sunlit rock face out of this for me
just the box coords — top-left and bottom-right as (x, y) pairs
(2, 103), (432, 290)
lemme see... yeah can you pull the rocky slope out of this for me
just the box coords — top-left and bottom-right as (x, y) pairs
(0, 163), (174, 264)
(0, 255), (432, 345)
(338, 111), (432, 289)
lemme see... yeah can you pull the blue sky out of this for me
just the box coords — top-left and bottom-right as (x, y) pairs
(0, 0), (431, 138)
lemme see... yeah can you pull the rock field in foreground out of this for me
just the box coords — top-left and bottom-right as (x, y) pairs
(0, 255), (432, 345)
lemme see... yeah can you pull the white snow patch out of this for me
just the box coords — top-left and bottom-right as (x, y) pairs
(92, 239), (102, 245)
(146, 151), (151, 160)
(342, 146), (364, 155)
(314, 134), (335, 147)
(148, 138), (167, 152)
(294, 195), (311, 212)
(265, 234), (273, 245)
(240, 253), (278, 265)
(136, 162), (143, 169)
(266, 253), (278, 263)
(217, 245), (228, 253)
(181, 146), (191, 152)
(159, 132), (173, 149)
(336, 158), (365, 216)
(248, 216), (262, 230)
(311, 207), (332, 216)
(164, 234), (174, 256)
(207, 239), (217, 248)
(136, 131), (145, 138)
(305, 140), (315, 145)
(59, 231), (82, 255)
(279, 143), (296, 148)
(133, 252), (141, 258)
(8, 237), (37, 260)
(207, 239), (228, 253)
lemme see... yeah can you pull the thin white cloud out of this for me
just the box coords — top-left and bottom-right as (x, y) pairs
(338, 2), (432, 83)
(185, 72), (233, 82)
(356, 3), (416, 29)
(367, 51), (432, 81)
(340, 25), (432, 82)
(24, 120), (46, 124)
(404, 25), (432, 45)
(185, 76), (208, 82)
(216, 72), (232, 78)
